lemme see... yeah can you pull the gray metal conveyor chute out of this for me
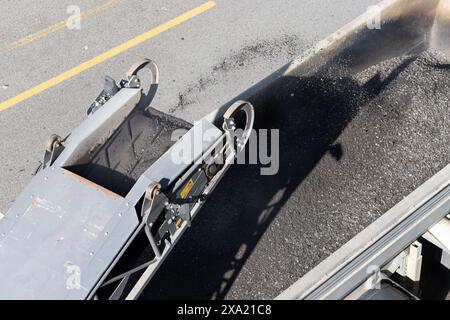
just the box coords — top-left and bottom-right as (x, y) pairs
(0, 60), (254, 300)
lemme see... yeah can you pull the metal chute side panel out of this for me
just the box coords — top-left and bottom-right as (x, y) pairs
(126, 118), (223, 204)
(53, 87), (141, 168)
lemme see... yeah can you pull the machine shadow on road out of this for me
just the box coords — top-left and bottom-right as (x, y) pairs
(140, 58), (415, 299)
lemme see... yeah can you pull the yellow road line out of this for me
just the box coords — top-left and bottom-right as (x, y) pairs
(0, 1), (216, 112)
(7, 0), (124, 50)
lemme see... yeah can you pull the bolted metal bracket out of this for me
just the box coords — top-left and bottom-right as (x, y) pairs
(384, 241), (423, 282)
(87, 76), (120, 115)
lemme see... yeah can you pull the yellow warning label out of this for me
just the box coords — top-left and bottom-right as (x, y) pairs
(180, 178), (194, 199)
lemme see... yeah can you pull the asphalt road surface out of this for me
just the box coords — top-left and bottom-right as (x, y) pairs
(0, 0), (379, 213)
(141, 49), (450, 299)
(0, 0), (380, 298)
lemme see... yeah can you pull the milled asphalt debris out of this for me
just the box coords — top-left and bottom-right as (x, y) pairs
(141, 49), (450, 300)
(169, 35), (304, 113)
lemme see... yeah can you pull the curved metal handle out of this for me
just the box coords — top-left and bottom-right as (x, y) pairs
(126, 59), (160, 86)
(223, 100), (255, 152)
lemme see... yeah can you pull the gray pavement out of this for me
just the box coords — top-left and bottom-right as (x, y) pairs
(0, 0), (378, 213)
(0, 0), (388, 300)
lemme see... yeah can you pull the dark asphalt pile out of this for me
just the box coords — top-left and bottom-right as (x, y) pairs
(141, 49), (450, 300)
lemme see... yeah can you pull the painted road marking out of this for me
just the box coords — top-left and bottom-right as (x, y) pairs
(7, 0), (124, 50)
(0, 1), (216, 112)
